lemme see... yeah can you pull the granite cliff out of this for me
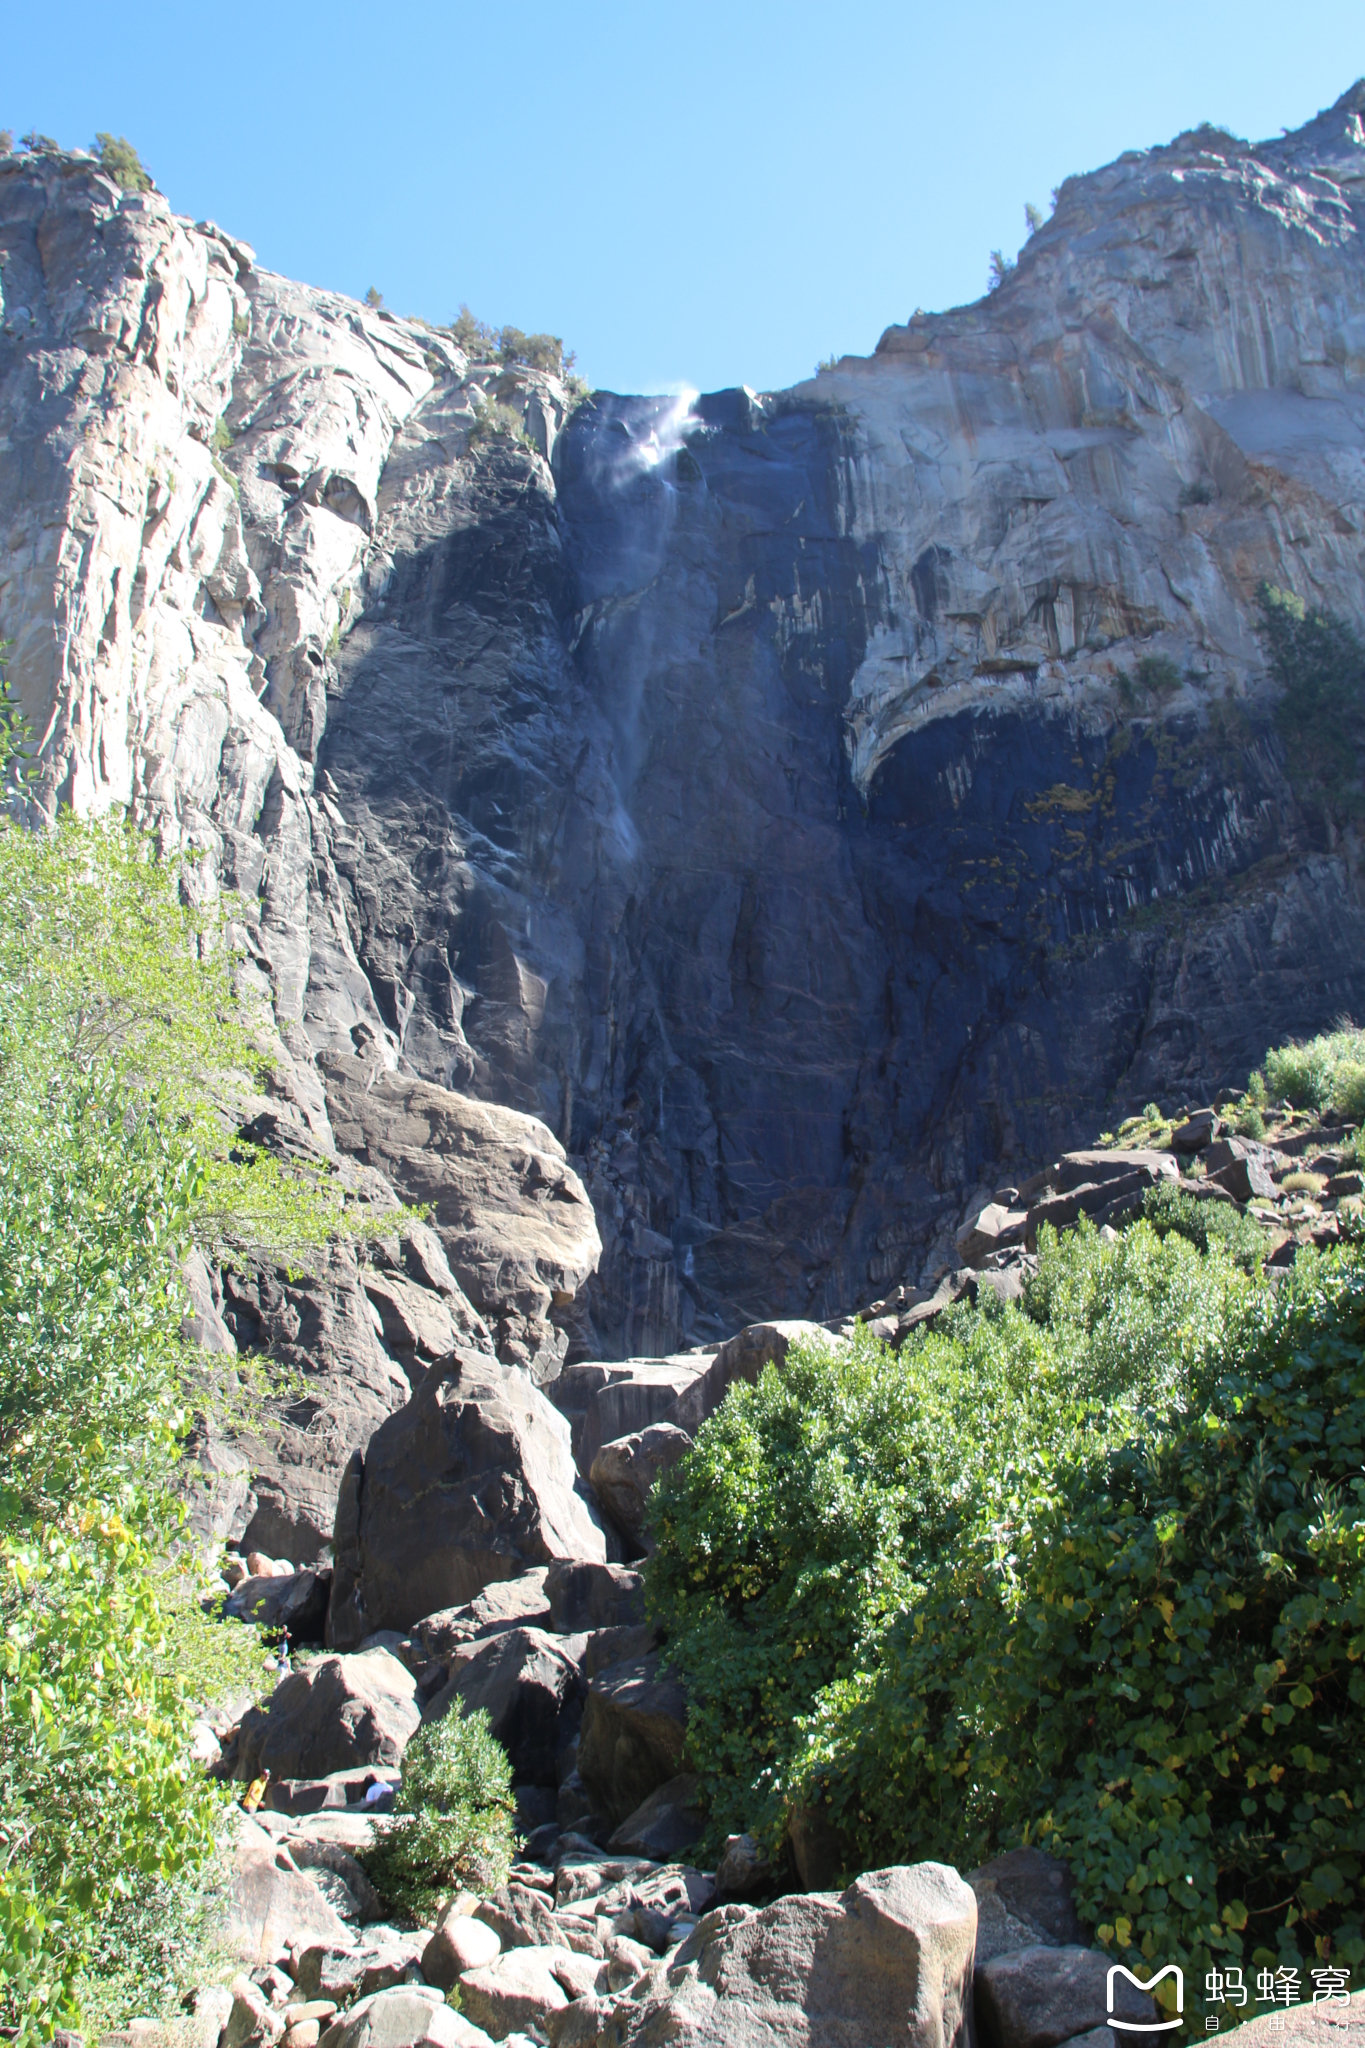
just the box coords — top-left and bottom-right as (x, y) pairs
(3, 85), (1365, 1555)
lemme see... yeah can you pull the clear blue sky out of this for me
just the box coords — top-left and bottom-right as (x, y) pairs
(7, 1), (1362, 396)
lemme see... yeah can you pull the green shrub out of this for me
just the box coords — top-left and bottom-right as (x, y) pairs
(467, 399), (530, 451)
(364, 1708), (515, 1920)
(1179, 479), (1216, 508)
(1264, 1027), (1365, 1113)
(647, 1222), (1264, 1845)
(787, 1243), (1365, 1988)
(1136, 655), (1183, 697)
(1140, 1182), (1266, 1268)
(1233, 1101), (1266, 1139)
(93, 133), (152, 193)
(1259, 584), (1365, 818)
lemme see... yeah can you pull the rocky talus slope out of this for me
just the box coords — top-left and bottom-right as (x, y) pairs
(4, 90), (1365, 1549)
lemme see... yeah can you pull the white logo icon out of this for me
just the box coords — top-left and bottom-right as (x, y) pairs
(1107, 1964), (1185, 2032)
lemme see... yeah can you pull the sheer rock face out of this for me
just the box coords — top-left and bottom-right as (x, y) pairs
(4, 91), (1365, 1522)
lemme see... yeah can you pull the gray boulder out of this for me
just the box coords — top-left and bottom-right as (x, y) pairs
(614, 1861), (976, 2046)
(410, 1571), (553, 1662)
(226, 1567), (332, 1641)
(668, 1321), (834, 1436)
(976, 1944), (1155, 2048)
(424, 1626), (587, 1785)
(327, 1352), (607, 1647)
(589, 1424), (693, 1552)
(242, 1648), (421, 1780)
(323, 1055), (600, 1381)
(546, 1560), (646, 1634)
(474, 1880), (563, 1950)
(714, 1831), (772, 1900)
(576, 1654), (689, 1826)
(968, 1849), (1086, 1950)
(607, 1774), (704, 1861)
(319, 1985), (463, 2048)
(225, 1816), (353, 1966)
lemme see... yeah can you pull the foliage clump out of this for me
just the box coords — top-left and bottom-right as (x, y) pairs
(1260, 584), (1365, 820)
(647, 1220), (1262, 1846)
(93, 133), (152, 193)
(1257, 1024), (1365, 1121)
(1139, 1180), (1266, 1268)
(787, 1246), (1364, 1988)
(364, 1707), (515, 1919)
(449, 302), (575, 378)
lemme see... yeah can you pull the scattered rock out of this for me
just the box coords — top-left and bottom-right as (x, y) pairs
(224, 1975), (286, 2048)
(227, 1569), (333, 1641)
(227, 1817), (354, 1965)
(612, 1861), (976, 2047)
(291, 1933), (427, 2002)
(474, 1881), (563, 1950)
(421, 1906), (501, 1990)
(668, 1321), (834, 1435)
(456, 1947), (574, 2039)
(546, 1561), (646, 1634)
(319, 1984), (462, 2048)
(968, 1849), (1086, 1948)
(410, 1573), (552, 1662)
(713, 1832), (771, 1900)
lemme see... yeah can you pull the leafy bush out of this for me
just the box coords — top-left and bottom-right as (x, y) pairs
(787, 1244), (1364, 1987)
(449, 303), (574, 378)
(93, 133), (152, 193)
(468, 399), (530, 451)
(647, 1221), (1264, 1844)
(1259, 584), (1365, 818)
(1140, 1182), (1266, 1269)
(364, 1708), (515, 1919)
(1263, 1026), (1365, 1114)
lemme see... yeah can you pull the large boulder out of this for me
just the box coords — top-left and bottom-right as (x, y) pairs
(424, 1626), (587, 1784)
(612, 1861), (976, 2047)
(241, 1648), (421, 1780)
(546, 1560), (646, 1634)
(323, 1055), (601, 1381)
(226, 1566), (332, 1641)
(668, 1321), (833, 1437)
(327, 1352), (607, 1647)
(576, 1654), (690, 1826)
(607, 1774), (704, 1861)
(319, 1985), (466, 2048)
(968, 1850), (1086, 1949)
(976, 1945), (1154, 2048)
(589, 1424), (693, 1552)
(456, 1946), (581, 2039)
(410, 1571), (553, 1662)
(225, 1816), (353, 1965)
(554, 1356), (712, 1476)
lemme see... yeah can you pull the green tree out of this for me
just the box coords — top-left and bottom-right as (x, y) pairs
(93, 134), (152, 193)
(0, 679), (373, 2035)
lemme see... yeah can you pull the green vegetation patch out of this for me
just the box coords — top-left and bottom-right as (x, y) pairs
(364, 1707), (515, 1920)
